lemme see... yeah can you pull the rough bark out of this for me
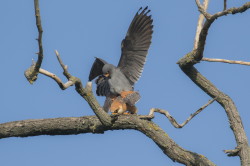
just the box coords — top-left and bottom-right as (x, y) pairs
(0, 116), (215, 166)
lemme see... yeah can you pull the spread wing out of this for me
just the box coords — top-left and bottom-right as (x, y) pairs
(118, 7), (153, 85)
(89, 57), (107, 81)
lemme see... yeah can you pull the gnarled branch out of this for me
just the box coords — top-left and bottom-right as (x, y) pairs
(0, 116), (216, 166)
(24, 0), (44, 84)
(140, 98), (216, 128)
(177, 1), (250, 165)
(38, 49), (113, 126)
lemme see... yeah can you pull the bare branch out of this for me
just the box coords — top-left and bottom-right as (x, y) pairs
(194, 0), (210, 50)
(224, 148), (240, 157)
(39, 68), (74, 90)
(211, 2), (250, 20)
(0, 116), (216, 166)
(140, 98), (215, 128)
(24, 0), (44, 84)
(178, 66), (250, 165)
(202, 58), (250, 66)
(178, 4), (250, 163)
(195, 0), (212, 20)
(55, 50), (71, 79)
(224, 0), (227, 11)
(42, 50), (112, 126)
(185, 1), (250, 64)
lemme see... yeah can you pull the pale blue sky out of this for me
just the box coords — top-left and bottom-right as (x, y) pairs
(1, 1), (250, 165)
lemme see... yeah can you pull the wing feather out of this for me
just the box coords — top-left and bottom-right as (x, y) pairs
(88, 58), (107, 81)
(96, 76), (110, 96)
(118, 7), (153, 85)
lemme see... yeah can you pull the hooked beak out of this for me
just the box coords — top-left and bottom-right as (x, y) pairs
(104, 72), (110, 77)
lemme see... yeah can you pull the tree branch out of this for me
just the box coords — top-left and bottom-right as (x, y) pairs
(177, 1), (250, 165)
(182, 1), (250, 65)
(37, 50), (113, 127)
(140, 98), (216, 128)
(202, 57), (250, 66)
(178, 65), (250, 165)
(24, 0), (44, 84)
(195, 0), (212, 20)
(194, 0), (210, 50)
(224, 148), (240, 157)
(0, 116), (216, 166)
(55, 50), (72, 80)
(39, 68), (74, 90)
(24, 0), (112, 127)
(224, 0), (227, 11)
(211, 2), (250, 20)
(19, 0), (250, 165)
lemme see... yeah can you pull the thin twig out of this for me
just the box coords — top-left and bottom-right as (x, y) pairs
(39, 68), (74, 90)
(24, 0), (44, 84)
(55, 50), (72, 79)
(224, 0), (227, 11)
(34, 0), (43, 70)
(140, 98), (216, 128)
(224, 148), (240, 157)
(194, 0), (210, 50)
(202, 58), (250, 66)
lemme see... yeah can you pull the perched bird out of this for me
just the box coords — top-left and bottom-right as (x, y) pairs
(88, 7), (153, 114)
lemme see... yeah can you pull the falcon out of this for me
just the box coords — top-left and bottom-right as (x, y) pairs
(88, 7), (153, 114)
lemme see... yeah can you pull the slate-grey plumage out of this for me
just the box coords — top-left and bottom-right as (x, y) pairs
(89, 7), (153, 114)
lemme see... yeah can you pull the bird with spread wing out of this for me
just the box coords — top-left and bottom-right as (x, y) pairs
(88, 7), (153, 114)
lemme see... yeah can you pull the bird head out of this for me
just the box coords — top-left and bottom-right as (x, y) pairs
(102, 64), (115, 78)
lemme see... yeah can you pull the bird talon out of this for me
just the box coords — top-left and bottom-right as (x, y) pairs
(123, 112), (131, 115)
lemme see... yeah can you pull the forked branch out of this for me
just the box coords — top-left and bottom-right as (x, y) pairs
(141, 98), (216, 128)
(38, 50), (113, 126)
(186, 1), (250, 63)
(177, 1), (250, 165)
(39, 68), (74, 90)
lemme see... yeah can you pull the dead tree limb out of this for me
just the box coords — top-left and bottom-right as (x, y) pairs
(177, 1), (250, 165)
(0, 116), (216, 166)
(202, 58), (250, 66)
(193, 0), (209, 50)
(140, 98), (216, 128)
(41, 50), (113, 127)
(224, 0), (227, 11)
(24, 0), (44, 84)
